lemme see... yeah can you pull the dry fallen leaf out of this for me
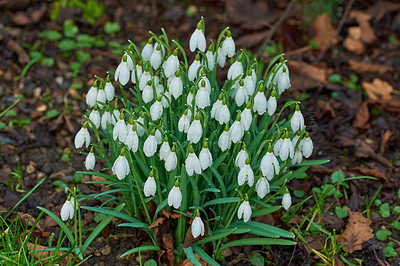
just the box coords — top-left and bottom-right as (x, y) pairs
(362, 78), (393, 101)
(180, 252), (207, 266)
(149, 217), (165, 229)
(311, 13), (338, 50)
(348, 59), (393, 74)
(286, 61), (332, 83)
(161, 209), (180, 219)
(344, 27), (365, 54)
(350, 11), (376, 44)
(353, 102), (370, 129)
(351, 166), (387, 181)
(366, 1), (400, 21)
(337, 209), (373, 253)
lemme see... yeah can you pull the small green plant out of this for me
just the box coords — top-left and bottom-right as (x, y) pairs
(262, 42), (282, 56)
(328, 74), (362, 91)
(383, 241), (398, 258)
(50, 0), (105, 25)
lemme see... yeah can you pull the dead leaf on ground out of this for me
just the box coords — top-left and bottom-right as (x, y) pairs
(369, 98), (400, 113)
(348, 59), (393, 74)
(380, 130), (393, 154)
(366, 1), (400, 21)
(351, 166), (387, 181)
(350, 11), (376, 44)
(18, 212), (43, 231)
(7, 39), (30, 64)
(362, 78), (393, 101)
(180, 252), (207, 266)
(161, 209), (180, 219)
(353, 101), (370, 129)
(236, 31), (270, 49)
(305, 235), (324, 250)
(149, 217), (165, 229)
(344, 27), (365, 54)
(311, 13), (338, 50)
(161, 233), (175, 266)
(337, 209), (373, 253)
(286, 61), (332, 83)
(25, 241), (76, 265)
(43, 215), (58, 227)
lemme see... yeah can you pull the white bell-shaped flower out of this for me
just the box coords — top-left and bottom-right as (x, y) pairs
(165, 146), (178, 172)
(205, 47), (215, 71)
(244, 69), (256, 96)
(235, 80), (248, 107)
(191, 211), (205, 238)
(96, 88), (106, 108)
(195, 81), (210, 109)
(101, 110), (112, 129)
(187, 115), (203, 144)
(141, 38), (154, 61)
(187, 89), (195, 106)
(163, 50), (180, 78)
(267, 62), (289, 89)
(300, 133), (313, 158)
(216, 101), (230, 125)
(235, 147), (249, 169)
(222, 31), (235, 57)
(238, 158), (254, 187)
(60, 198), (74, 221)
(136, 115), (145, 137)
(143, 129), (158, 157)
(112, 109), (120, 125)
(211, 95), (223, 119)
(168, 181), (182, 209)
(86, 81), (98, 108)
(188, 54), (202, 81)
(277, 67), (291, 95)
(227, 54), (243, 80)
(112, 152), (130, 180)
(155, 128), (162, 145)
(292, 149), (303, 165)
(260, 146), (280, 181)
(230, 114), (244, 144)
(150, 44), (162, 70)
(199, 141), (212, 170)
(139, 67), (151, 91)
(178, 109), (191, 133)
(170, 71), (183, 99)
(88, 106), (100, 129)
(290, 105), (305, 132)
(85, 149), (96, 170)
(253, 85), (267, 115)
(189, 23), (206, 52)
(255, 177), (270, 199)
(113, 114), (128, 143)
(159, 137), (171, 161)
(267, 90), (277, 116)
(218, 125), (231, 151)
(144, 171), (157, 197)
(150, 97), (163, 121)
(185, 145), (202, 176)
(273, 137), (283, 157)
(217, 44), (226, 68)
(161, 89), (171, 108)
(104, 77), (115, 102)
(237, 196), (251, 222)
(282, 188), (291, 210)
(125, 124), (139, 152)
(131, 63), (143, 84)
(142, 80), (154, 104)
(291, 133), (301, 149)
(115, 55), (131, 86)
(241, 102), (253, 131)
(279, 133), (294, 161)
(74, 123), (90, 149)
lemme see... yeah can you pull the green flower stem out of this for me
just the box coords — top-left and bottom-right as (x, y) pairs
(127, 40), (143, 61)
(172, 40), (188, 71)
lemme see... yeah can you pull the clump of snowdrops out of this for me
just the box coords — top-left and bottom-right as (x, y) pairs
(71, 18), (320, 263)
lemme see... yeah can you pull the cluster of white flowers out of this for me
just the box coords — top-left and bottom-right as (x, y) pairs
(74, 19), (314, 235)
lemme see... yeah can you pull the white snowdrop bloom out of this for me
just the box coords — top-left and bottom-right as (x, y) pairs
(290, 106), (305, 132)
(253, 89), (267, 115)
(205, 48), (215, 71)
(199, 75), (211, 94)
(104, 77), (115, 102)
(150, 98), (163, 121)
(161, 89), (171, 108)
(267, 62), (289, 89)
(277, 68), (291, 95)
(237, 198), (252, 222)
(187, 116), (203, 144)
(229, 117), (244, 144)
(170, 72), (183, 99)
(144, 175), (156, 197)
(187, 89), (194, 106)
(217, 45), (226, 68)
(267, 92), (277, 116)
(85, 150), (95, 170)
(74, 124), (90, 149)
(136, 116), (145, 137)
(153, 42), (165, 57)
(142, 81), (154, 104)
(143, 131), (157, 157)
(300, 133), (313, 158)
(189, 23), (206, 52)
(292, 149), (303, 165)
(199, 144), (213, 170)
(139, 68), (151, 91)
(235, 81), (248, 107)
(191, 212), (205, 238)
(86, 82), (98, 108)
(241, 103), (252, 131)
(273, 138), (283, 157)
(60, 199), (74, 221)
(113, 115), (128, 143)
(121, 52), (134, 71)
(222, 32), (235, 57)
(178, 109), (191, 133)
(125, 125), (139, 152)
(227, 55), (243, 80)
(101, 110), (112, 129)
(112, 154), (130, 180)
(188, 54), (202, 81)
(168, 183), (182, 209)
(159, 139), (171, 161)
(282, 188), (292, 211)
(279, 135), (294, 161)
(260, 149), (280, 181)
(211, 97), (223, 119)
(96, 88), (106, 108)
(235, 148), (249, 169)
(256, 177), (270, 199)
(218, 126), (231, 151)
(216, 102), (230, 125)
(238, 159), (254, 187)
(155, 129), (162, 144)
(141, 38), (154, 61)
(165, 147), (178, 171)
(155, 79), (164, 98)
(244, 70), (256, 96)
(112, 109), (120, 125)
(252, 68), (257, 86)
(291, 133), (301, 149)
(185, 147), (202, 176)
(88, 108), (100, 129)
(163, 51), (180, 78)
(115, 56), (131, 86)
(150, 44), (162, 70)
(195, 82), (210, 109)
(131, 63), (143, 84)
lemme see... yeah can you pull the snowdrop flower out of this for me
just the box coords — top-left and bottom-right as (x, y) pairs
(267, 62), (289, 89)
(205, 45), (215, 71)
(235, 80), (248, 107)
(143, 129), (157, 157)
(155, 76), (164, 98)
(163, 49), (180, 78)
(267, 90), (277, 116)
(222, 31), (235, 57)
(290, 105), (305, 132)
(279, 132), (294, 161)
(186, 145), (202, 176)
(216, 99), (230, 125)
(291, 132), (301, 149)
(241, 101), (252, 131)
(75, 122), (90, 148)
(150, 97), (163, 121)
(178, 109), (191, 133)
(235, 145), (249, 169)
(165, 145), (177, 171)
(300, 132), (313, 158)
(211, 94), (223, 119)
(260, 145), (280, 180)
(199, 140), (212, 170)
(170, 71), (183, 99)
(255, 177), (270, 199)
(141, 38), (154, 61)
(189, 22), (206, 52)
(101, 109), (112, 129)
(253, 84), (267, 115)
(150, 44), (162, 70)
(238, 157), (254, 187)
(122, 52), (134, 71)
(142, 80), (154, 103)
(244, 69), (256, 96)
(217, 44), (226, 68)
(187, 87), (195, 106)
(199, 74), (211, 94)
(195, 80), (210, 109)
(112, 150), (130, 180)
(230, 114), (244, 143)
(161, 89), (171, 108)
(115, 55), (131, 86)
(86, 81), (98, 108)
(282, 188), (291, 210)
(96, 87), (106, 108)
(227, 54), (243, 80)
(191, 210), (205, 238)
(113, 113), (128, 143)
(292, 149), (303, 165)
(218, 125), (231, 151)
(104, 76), (115, 102)
(139, 65), (151, 91)
(237, 195), (251, 222)
(85, 148), (95, 170)
(88, 105), (100, 129)
(273, 137), (283, 157)
(131, 62), (143, 84)
(187, 114), (203, 144)
(136, 114), (145, 137)
(155, 128), (162, 144)
(112, 108), (120, 125)
(168, 180), (182, 209)
(60, 197), (74, 221)
(125, 123), (139, 152)
(188, 54), (202, 81)
(277, 67), (291, 95)
(159, 136), (171, 161)
(144, 170), (157, 197)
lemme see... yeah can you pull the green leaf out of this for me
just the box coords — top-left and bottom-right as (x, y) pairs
(331, 171), (345, 185)
(76, 50), (91, 63)
(231, 221), (294, 238)
(379, 203), (391, 218)
(58, 39), (76, 52)
(104, 21), (121, 35)
(383, 242), (397, 257)
(94, 213), (107, 223)
(46, 109), (60, 119)
(63, 20), (79, 37)
(183, 247), (201, 266)
(39, 30), (62, 41)
(328, 74), (342, 83)
(196, 227), (238, 245)
(202, 197), (240, 208)
(81, 205), (148, 227)
(349, 74), (359, 83)
(121, 245), (159, 258)
(393, 206), (400, 215)
(250, 252), (265, 266)
(391, 221), (400, 231)
(191, 245), (219, 266)
(335, 206), (349, 219)
(144, 259), (158, 266)
(119, 222), (151, 228)
(297, 159), (330, 166)
(219, 238), (295, 251)
(293, 190), (304, 198)
(251, 205), (281, 218)
(376, 229), (392, 241)
(398, 188), (400, 199)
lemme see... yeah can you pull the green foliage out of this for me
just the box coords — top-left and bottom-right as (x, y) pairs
(50, 0), (105, 25)
(46, 109), (60, 119)
(328, 74), (362, 90)
(394, 206), (400, 215)
(335, 206), (349, 219)
(379, 203), (391, 218)
(262, 42), (282, 56)
(300, 0), (343, 25)
(376, 229), (392, 241)
(104, 21), (121, 35)
(383, 242), (398, 258)
(250, 252), (265, 266)
(63, 20), (79, 37)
